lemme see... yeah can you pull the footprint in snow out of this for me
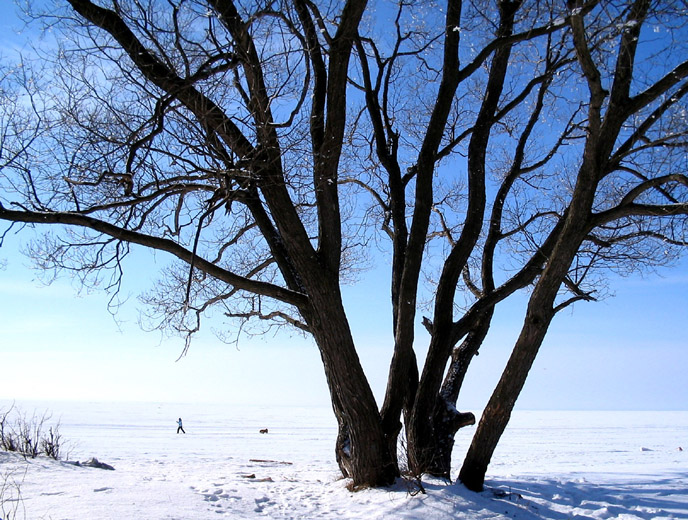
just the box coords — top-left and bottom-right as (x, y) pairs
(254, 496), (275, 513)
(200, 487), (241, 503)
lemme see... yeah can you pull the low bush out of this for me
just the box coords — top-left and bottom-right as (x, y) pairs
(0, 404), (65, 460)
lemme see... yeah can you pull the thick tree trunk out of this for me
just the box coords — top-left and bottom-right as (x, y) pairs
(406, 330), (480, 478)
(319, 345), (399, 487)
(324, 360), (399, 488)
(304, 280), (399, 488)
(324, 358), (398, 488)
(330, 396), (398, 488)
(405, 325), (449, 476)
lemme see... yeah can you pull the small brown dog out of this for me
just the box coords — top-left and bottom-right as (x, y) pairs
(259, 428), (268, 434)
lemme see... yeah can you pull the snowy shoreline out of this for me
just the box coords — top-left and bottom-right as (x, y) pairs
(1, 401), (687, 519)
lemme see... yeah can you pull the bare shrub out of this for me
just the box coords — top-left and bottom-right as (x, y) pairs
(397, 427), (426, 496)
(0, 405), (18, 453)
(40, 426), (63, 460)
(0, 466), (27, 520)
(0, 406), (65, 460)
(15, 412), (42, 459)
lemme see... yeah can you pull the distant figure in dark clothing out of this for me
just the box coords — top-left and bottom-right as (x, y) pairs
(177, 417), (186, 434)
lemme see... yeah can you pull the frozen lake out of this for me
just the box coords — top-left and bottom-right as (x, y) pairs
(1, 400), (687, 519)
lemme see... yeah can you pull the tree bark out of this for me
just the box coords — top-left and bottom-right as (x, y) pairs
(428, 401), (475, 479)
(425, 318), (489, 478)
(301, 277), (398, 488)
(458, 301), (554, 491)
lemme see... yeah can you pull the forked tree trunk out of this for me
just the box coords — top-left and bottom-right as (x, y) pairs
(331, 404), (398, 488)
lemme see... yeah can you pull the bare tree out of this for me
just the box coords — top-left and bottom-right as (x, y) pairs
(1, 0), (687, 491)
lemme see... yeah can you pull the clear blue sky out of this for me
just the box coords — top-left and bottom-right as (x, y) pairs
(1, 1), (687, 411)
(2, 224), (687, 411)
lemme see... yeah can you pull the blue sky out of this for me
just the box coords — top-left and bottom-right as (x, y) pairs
(1, 1), (687, 411)
(1, 221), (687, 411)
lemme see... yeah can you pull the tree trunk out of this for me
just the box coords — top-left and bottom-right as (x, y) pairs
(425, 319), (489, 477)
(406, 327), (482, 479)
(428, 399), (475, 479)
(458, 304), (553, 491)
(322, 353), (399, 489)
(459, 156), (599, 490)
(303, 279), (399, 488)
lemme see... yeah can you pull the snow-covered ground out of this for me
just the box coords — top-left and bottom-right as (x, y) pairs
(1, 401), (686, 519)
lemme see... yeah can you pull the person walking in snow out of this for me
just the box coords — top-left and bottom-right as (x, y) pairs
(177, 417), (186, 434)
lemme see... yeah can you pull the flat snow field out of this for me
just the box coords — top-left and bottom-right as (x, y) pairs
(1, 401), (686, 519)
